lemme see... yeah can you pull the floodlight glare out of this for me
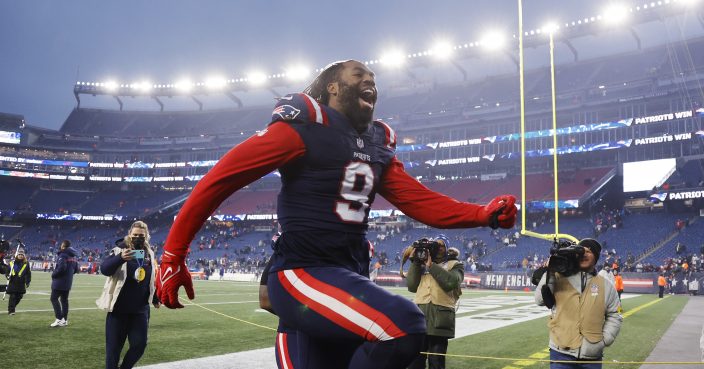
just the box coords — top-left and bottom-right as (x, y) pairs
(104, 80), (118, 92)
(135, 81), (152, 92)
(205, 77), (227, 90)
(541, 22), (560, 34)
(380, 50), (406, 67)
(175, 79), (193, 93)
(247, 72), (268, 86)
(285, 65), (310, 82)
(431, 41), (454, 60)
(603, 3), (629, 24)
(480, 31), (506, 51)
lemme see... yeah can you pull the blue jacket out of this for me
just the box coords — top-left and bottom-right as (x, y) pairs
(51, 247), (79, 291)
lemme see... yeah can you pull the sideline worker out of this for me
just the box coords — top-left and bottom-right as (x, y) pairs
(535, 239), (622, 369)
(406, 236), (463, 369)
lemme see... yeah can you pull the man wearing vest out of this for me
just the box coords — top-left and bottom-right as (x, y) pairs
(406, 236), (463, 369)
(5, 248), (31, 315)
(535, 239), (622, 369)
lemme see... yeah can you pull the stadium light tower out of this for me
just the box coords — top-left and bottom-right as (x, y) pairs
(541, 22), (560, 35)
(430, 40), (454, 60)
(104, 80), (118, 92)
(247, 72), (268, 87)
(135, 81), (152, 93)
(205, 76), (227, 90)
(480, 31), (506, 51)
(285, 65), (310, 82)
(175, 79), (193, 93)
(380, 50), (407, 68)
(602, 3), (630, 25)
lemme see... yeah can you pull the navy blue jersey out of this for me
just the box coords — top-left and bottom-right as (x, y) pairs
(271, 93), (396, 234)
(268, 93), (396, 273)
(165, 92), (490, 275)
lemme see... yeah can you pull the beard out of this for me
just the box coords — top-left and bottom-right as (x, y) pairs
(337, 81), (374, 133)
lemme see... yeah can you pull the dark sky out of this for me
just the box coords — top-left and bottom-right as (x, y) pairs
(1, 0), (702, 130)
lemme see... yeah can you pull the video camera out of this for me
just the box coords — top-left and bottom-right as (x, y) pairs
(410, 238), (441, 264)
(531, 239), (586, 287)
(547, 240), (585, 276)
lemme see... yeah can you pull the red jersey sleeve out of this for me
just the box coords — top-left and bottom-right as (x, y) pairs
(378, 157), (489, 228)
(163, 122), (305, 256)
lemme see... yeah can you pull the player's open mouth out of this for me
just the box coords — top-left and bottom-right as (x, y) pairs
(359, 88), (376, 110)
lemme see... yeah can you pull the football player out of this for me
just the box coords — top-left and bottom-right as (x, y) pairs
(158, 60), (517, 369)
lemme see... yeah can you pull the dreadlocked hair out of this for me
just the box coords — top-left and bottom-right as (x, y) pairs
(302, 60), (351, 105)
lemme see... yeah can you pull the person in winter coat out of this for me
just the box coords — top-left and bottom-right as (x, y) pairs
(96, 221), (160, 369)
(535, 239), (622, 369)
(6, 248), (31, 315)
(406, 236), (463, 369)
(50, 240), (79, 327)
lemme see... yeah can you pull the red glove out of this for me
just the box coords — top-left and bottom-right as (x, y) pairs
(157, 250), (195, 309)
(481, 195), (518, 229)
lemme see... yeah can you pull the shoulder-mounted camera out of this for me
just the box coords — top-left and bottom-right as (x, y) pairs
(547, 240), (585, 276)
(410, 238), (441, 264)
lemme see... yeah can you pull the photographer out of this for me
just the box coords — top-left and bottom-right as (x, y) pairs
(96, 221), (160, 369)
(50, 240), (79, 327)
(534, 239), (622, 369)
(6, 248), (31, 315)
(406, 236), (463, 369)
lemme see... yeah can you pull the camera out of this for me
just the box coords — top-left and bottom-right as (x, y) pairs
(411, 238), (440, 264)
(547, 240), (585, 276)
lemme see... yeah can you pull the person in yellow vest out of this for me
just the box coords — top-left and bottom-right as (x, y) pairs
(535, 238), (622, 369)
(406, 235), (463, 369)
(5, 248), (31, 315)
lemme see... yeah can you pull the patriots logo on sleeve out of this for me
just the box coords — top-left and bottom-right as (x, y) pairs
(270, 93), (329, 126)
(272, 104), (301, 121)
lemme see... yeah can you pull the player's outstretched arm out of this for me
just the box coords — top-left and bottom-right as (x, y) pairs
(158, 122), (305, 308)
(379, 158), (517, 229)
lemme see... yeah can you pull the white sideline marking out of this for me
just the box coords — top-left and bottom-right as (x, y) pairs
(137, 347), (277, 369)
(9, 301), (259, 314)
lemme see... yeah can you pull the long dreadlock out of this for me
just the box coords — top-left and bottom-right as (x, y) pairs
(302, 60), (353, 105)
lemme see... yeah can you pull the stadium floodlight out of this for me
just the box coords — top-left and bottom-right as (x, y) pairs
(104, 80), (118, 92)
(380, 50), (407, 67)
(541, 22), (560, 35)
(480, 31), (506, 51)
(602, 3), (629, 25)
(247, 71), (268, 86)
(205, 76), (227, 90)
(430, 40), (454, 60)
(134, 81), (152, 93)
(679, 0), (700, 5)
(285, 65), (310, 82)
(175, 79), (193, 93)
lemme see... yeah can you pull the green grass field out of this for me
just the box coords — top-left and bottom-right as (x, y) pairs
(1, 272), (688, 369)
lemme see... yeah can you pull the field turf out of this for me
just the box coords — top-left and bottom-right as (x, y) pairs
(1, 272), (687, 369)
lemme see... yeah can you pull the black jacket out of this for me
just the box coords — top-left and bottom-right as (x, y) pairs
(52, 247), (79, 291)
(6, 259), (31, 294)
